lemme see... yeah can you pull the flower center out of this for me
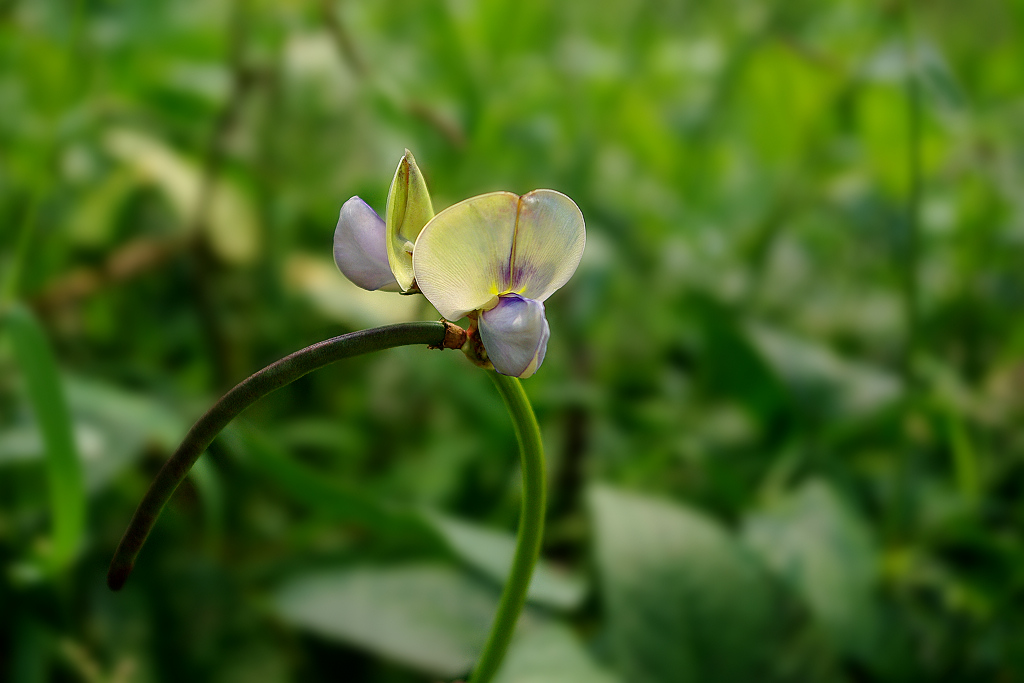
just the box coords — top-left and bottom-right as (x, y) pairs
(479, 294), (501, 312)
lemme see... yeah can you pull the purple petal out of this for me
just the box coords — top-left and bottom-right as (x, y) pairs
(334, 197), (400, 291)
(479, 294), (550, 378)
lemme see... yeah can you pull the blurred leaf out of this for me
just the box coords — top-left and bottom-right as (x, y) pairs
(64, 375), (186, 492)
(688, 293), (787, 418)
(588, 485), (792, 683)
(493, 622), (620, 683)
(228, 427), (587, 609)
(223, 427), (434, 540)
(189, 456), (224, 547)
(104, 127), (261, 264)
(855, 80), (910, 195)
(736, 41), (837, 163)
(0, 373), (225, 557)
(66, 168), (139, 247)
(0, 424), (44, 465)
(861, 40), (966, 113)
(0, 375), (187, 493)
(422, 511), (588, 611)
(742, 480), (880, 664)
(3, 303), (85, 571)
(270, 563), (505, 678)
(945, 407), (981, 508)
(916, 42), (967, 113)
(746, 324), (902, 420)
(854, 70), (949, 196)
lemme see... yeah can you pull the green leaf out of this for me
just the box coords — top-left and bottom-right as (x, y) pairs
(0, 374), (188, 492)
(188, 456), (225, 547)
(64, 375), (186, 492)
(422, 511), (587, 612)
(0, 424), (43, 465)
(745, 324), (901, 420)
(742, 480), (880, 663)
(688, 292), (788, 418)
(916, 43), (967, 112)
(945, 408), (981, 508)
(588, 485), (791, 683)
(494, 622), (621, 683)
(66, 168), (140, 248)
(270, 563), (506, 678)
(227, 428), (586, 610)
(735, 41), (839, 163)
(3, 304), (85, 571)
(222, 427), (433, 540)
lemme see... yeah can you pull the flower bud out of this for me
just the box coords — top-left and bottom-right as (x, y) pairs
(385, 149), (434, 291)
(333, 197), (400, 291)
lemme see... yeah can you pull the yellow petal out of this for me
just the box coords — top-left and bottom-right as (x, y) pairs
(412, 191), (518, 320)
(385, 149), (435, 291)
(509, 189), (586, 302)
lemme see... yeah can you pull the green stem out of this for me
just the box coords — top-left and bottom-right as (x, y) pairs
(469, 374), (546, 683)
(107, 321), (455, 590)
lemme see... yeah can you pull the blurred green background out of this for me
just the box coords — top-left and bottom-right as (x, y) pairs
(3, 0), (1024, 680)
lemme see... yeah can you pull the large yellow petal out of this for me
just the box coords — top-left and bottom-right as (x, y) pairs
(509, 189), (586, 302)
(412, 192), (518, 320)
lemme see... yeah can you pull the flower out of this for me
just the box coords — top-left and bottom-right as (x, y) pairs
(412, 190), (585, 378)
(334, 150), (433, 291)
(333, 151), (585, 378)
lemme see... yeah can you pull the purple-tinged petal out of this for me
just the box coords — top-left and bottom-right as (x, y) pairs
(479, 294), (550, 378)
(334, 197), (400, 291)
(509, 190), (586, 303)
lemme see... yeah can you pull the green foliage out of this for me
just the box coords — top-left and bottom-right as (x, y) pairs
(3, 0), (1024, 680)
(2, 304), (85, 572)
(589, 485), (799, 683)
(271, 563), (500, 678)
(423, 512), (586, 612)
(493, 623), (620, 683)
(743, 481), (880, 665)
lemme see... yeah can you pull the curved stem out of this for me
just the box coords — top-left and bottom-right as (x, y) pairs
(469, 374), (546, 683)
(107, 321), (463, 590)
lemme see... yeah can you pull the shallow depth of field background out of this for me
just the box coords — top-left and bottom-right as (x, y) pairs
(3, 1), (1024, 681)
